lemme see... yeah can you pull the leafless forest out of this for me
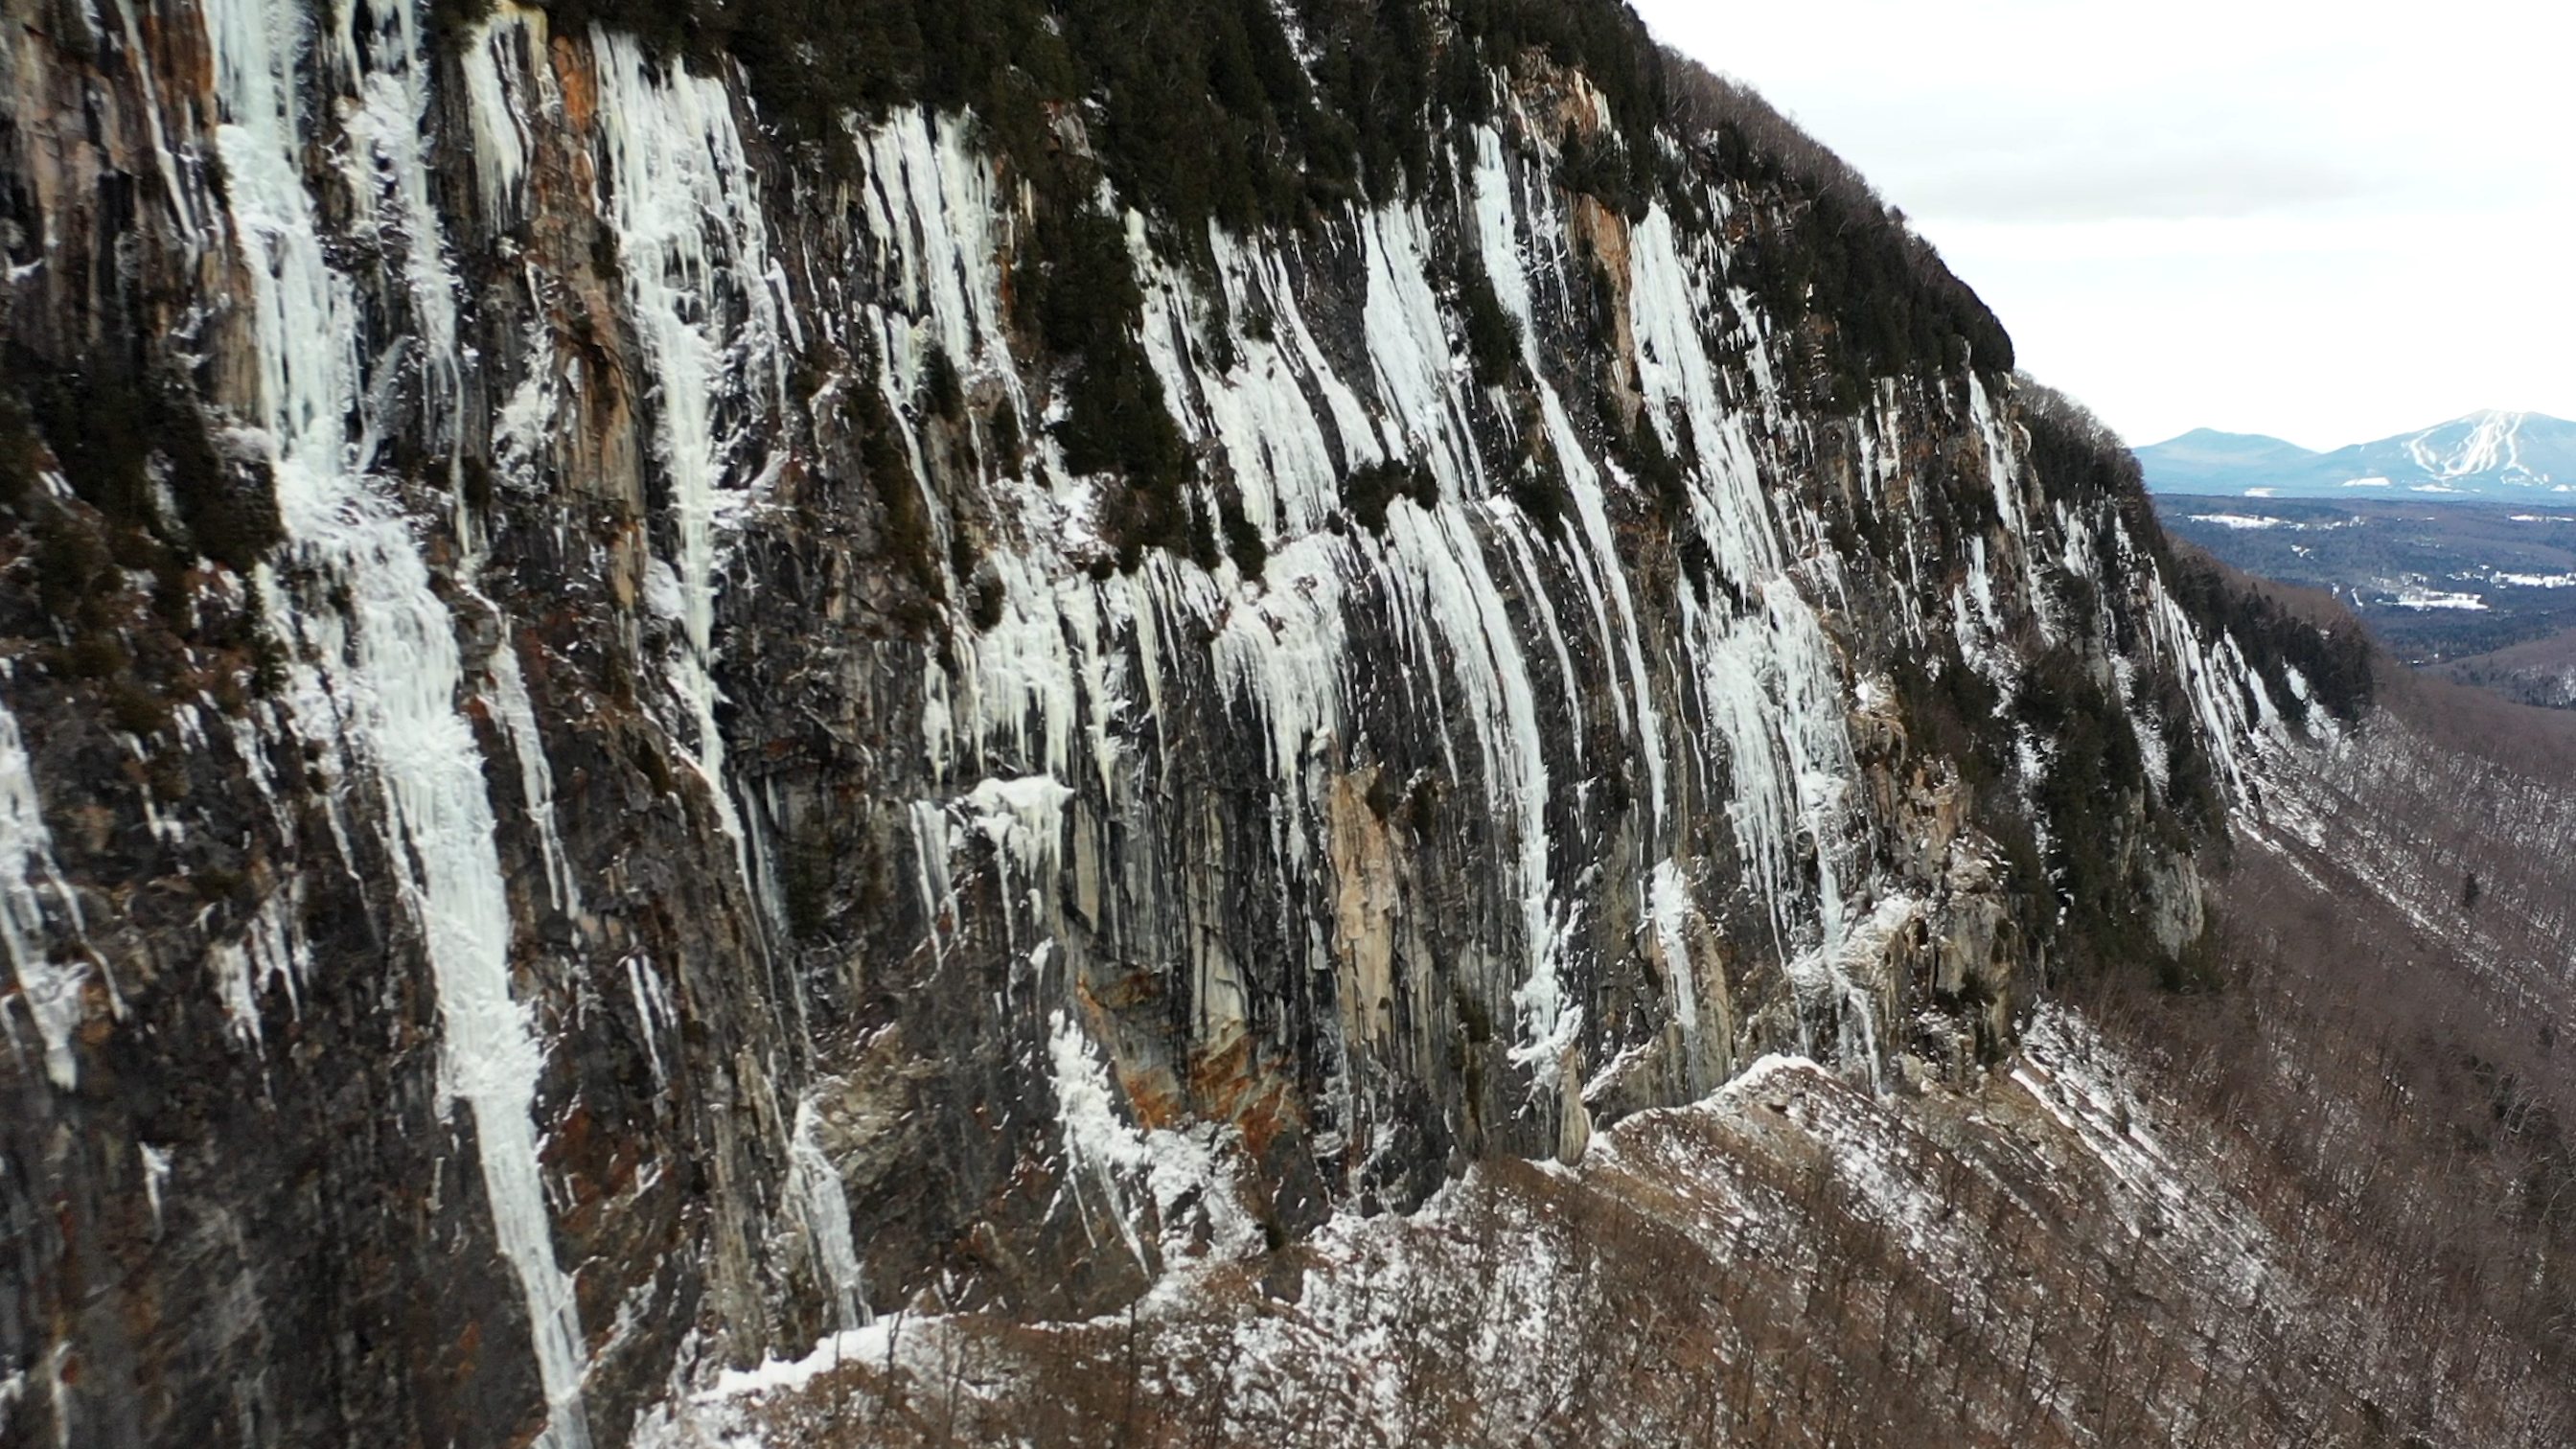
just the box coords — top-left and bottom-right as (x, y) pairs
(657, 603), (2576, 1449)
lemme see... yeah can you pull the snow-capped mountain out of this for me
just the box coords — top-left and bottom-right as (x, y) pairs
(2141, 410), (2576, 497)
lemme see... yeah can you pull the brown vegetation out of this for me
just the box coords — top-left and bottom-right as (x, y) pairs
(651, 650), (2576, 1449)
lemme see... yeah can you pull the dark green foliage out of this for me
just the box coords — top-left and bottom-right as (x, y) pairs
(1506, 456), (1573, 534)
(2163, 547), (2376, 724)
(426, 0), (499, 51)
(1064, 0), (1322, 232)
(1298, 0), (1433, 202)
(59, 629), (130, 680)
(1894, 649), (2058, 988)
(2153, 686), (2227, 838)
(1733, 182), (2012, 396)
(1220, 493), (1267, 577)
(1503, 406), (1575, 535)
(924, 346), (966, 421)
(550, 0), (2026, 587)
(560, 0), (1323, 228)
(1052, 340), (1184, 493)
(1058, 343), (1194, 566)
(31, 513), (116, 626)
(1893, 652), (2005, 793)
(2019, 384), (2157, 543)
(1448, 0), (1669, 150)
(1556, 125), (1648, 218)
(552, 0), (1683, 230)
(9, 348), (280, 574)
(458, 453), (496, 518)
(986, 401), (1024, 474)
(1343, 459), (1437, 534)
(1894, 395), (2266, 992)
(1615, 408), (1687, 518)
(1092, 474), (1218, 573)
(106, 678), (173, 738)
(1664, 66), (2011, 387)
(1018, 206), (1197, 567)
(0, 356), (286, 722)
(0, 394), (40, 510)
(2014, 648), (2162, 968)
(190, 866), (244, 903)
(1460, 259), (1521, 388)
(1589, 252), (1620, 328)
(1916, 388), (2262, 989)
(1896, 635), (2217, 993)
(1026, 204), (1140, 386)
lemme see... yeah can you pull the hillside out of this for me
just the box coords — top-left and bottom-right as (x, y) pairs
(2432, 628), (2576, 709)
(0, 1), (2568, 1447)
(2154, 494), (2576, 663)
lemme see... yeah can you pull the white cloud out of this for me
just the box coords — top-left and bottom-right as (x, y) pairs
(1628, 0), (2576, 450)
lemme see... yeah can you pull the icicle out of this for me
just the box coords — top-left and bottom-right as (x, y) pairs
(787, 1097), (869, 1329)
(857, 112), (1016, 394)
(1389, 497), (1568, 1096)
(622, 954), (672, 1092)
(0, 697), (89, 1090)
(593, 31), (786, 860)
(1046, 1011), (1153, 1268)
(488, 642), (581, 916)
(457, 7), (542, 226)
(1469, 130), (1668, 840)
(1352, 203), (1579, 1097)
(139, 1143), (172, 1230)
(202, 0), (590, 1438)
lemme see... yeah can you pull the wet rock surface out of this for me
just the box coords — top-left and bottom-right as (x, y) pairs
(0, 3), (2315, 1444)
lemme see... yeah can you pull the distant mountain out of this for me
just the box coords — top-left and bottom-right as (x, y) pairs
(2139, 411), (2576, 498)
(2131, 428), (2323, 491)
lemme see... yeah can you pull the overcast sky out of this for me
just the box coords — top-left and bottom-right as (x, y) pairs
(1626, 0), (2576, 451)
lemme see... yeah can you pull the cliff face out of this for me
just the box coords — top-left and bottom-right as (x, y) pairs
(0, 2), (2315, 1444)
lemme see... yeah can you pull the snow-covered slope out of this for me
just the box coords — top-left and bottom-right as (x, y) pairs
(647, 679), (2576, 1449)
(2141, 411), (2576, 498)
(652, 992), (2573, 1448)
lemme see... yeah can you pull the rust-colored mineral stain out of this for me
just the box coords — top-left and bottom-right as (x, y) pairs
(1186, 1033), (1304, 1160)
(551, 36), (594, 131)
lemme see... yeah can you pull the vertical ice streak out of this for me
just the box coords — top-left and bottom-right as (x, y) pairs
(1469, 129), (1669, 845)
(594, 32), (786, 853)
(139, 1142), (172, 1230)
(202, 0), (589, 1440)
(109, 0), (199, 247)
(458, 9), (537, 225)
(0, 694), (89, 1090)
(858, 113), (1015, 397)
(1362, 205), (1575, 1100)
(1047, 1010), (1154, 1267)
(1622, 202), (1881, 1062)
(1626, 210), (1783, 589)
(1647, 859), (1699, 1039)
(788, 1098), (869, 1329)
(490, 642), (582, 915)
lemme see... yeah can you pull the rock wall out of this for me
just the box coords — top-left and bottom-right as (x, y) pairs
(0, 2), (2312, 1444)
